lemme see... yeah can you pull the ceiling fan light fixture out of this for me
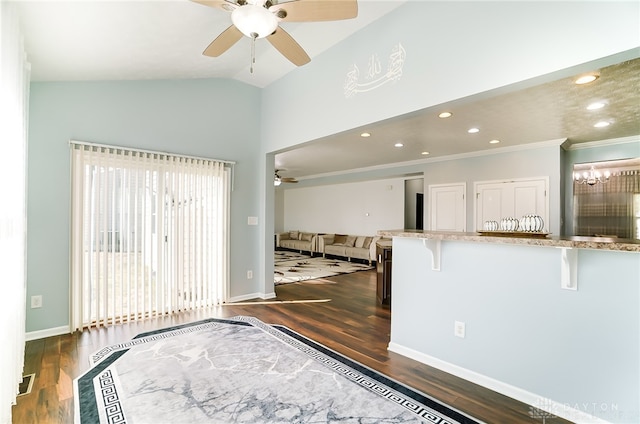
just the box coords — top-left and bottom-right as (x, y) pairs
(231, 4), (278, 39)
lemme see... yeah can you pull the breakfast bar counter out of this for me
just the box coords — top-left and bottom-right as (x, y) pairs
(378, 229), (639, 423)
(377, 229), (640, 252)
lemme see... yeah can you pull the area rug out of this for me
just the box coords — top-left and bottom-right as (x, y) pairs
(275, 254), (373, 285)
(274, 250), (311, 263)
(74, 316), (481, 424)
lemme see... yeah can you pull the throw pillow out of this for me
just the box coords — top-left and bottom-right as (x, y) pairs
(289, 230), (299, 240)
(301, 232), (313, 241)
(334, 234), (347, 244)
(354, 236), (366, 248)
(363, 237), (373, 249)
(345, 235), (357, 247)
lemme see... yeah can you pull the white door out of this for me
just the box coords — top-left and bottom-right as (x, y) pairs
(429, 183), (466, 231)
(475, 178), (548, 231)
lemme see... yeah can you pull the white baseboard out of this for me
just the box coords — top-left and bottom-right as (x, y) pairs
(227, 291), (276, 303)
(26, 293), (279, 340)
(387, 342), (611, 424)
(25, 325), (70, 341)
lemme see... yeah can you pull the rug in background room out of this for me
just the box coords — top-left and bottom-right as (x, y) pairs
(74, 316), (480, 424)
(274, 250), (312, 263)
(274, 252), (373, 285)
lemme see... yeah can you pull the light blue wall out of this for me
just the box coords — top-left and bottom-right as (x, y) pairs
(261, 0), (639, 271)
(391, 236), (640, 422)
(423, 144), (562, 233)
(261, 1), (640, 153)
(27, 79), (262, 332)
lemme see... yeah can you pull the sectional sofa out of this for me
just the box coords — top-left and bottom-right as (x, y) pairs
(276, 231), (319, 255)
(318, 234), (380, 264)
(277, 231), (384, 264)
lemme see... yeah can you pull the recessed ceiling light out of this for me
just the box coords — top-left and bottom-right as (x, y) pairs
(438, 112), (452, 118)
(421, 151), (430, 155)
(575, 74), (599, 85)
(587, 102), (606, 110)
(468, 128), (479, 134)
(594, 121), (610, 128)
(394, 142), (404, 148)
(360, 132), (371, 138)
(489, 139), (500, 144)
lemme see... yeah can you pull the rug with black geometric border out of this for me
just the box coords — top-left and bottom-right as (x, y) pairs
(74, 316), (482, 423)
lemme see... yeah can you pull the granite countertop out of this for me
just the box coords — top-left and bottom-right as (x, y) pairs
(377, 229), (640, 252)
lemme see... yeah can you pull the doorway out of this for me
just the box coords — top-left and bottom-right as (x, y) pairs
(416, 193), (424, 230)
(404, 178), (424, 230)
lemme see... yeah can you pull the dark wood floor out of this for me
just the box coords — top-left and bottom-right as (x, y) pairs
(13, 269), (570, 423)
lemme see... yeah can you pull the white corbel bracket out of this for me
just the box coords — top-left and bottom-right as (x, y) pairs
(422, 239), (441, 271)
(559, 247), (578, 290)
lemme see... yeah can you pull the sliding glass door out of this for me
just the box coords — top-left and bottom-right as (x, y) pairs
(70, 143), (230, 330)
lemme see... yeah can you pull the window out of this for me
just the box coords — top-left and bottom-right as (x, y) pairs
(70, 142), (231, 330)
(573, 161), (640, 239)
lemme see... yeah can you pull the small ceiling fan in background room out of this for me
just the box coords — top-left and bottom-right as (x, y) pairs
(191, 0), (358, 71)
(274, 170), (298, 186)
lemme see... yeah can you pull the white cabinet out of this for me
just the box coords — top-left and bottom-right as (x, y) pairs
(428, 183), (466, 232)
(474, 178), (548, 231)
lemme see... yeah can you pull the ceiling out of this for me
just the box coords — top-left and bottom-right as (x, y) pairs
(13, 1), (640, 182)
(14, 0), (404, 87)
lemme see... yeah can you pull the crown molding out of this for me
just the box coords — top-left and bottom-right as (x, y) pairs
(564, 135), (640, 151)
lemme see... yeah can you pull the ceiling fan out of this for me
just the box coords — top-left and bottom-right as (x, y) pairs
(192, 0), (358, 70)
(274, 170), (298, 186)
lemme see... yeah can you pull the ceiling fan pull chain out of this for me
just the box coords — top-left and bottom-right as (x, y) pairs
(250, 32), (257, 74)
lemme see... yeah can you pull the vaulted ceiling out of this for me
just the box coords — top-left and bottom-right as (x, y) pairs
(14, 1), (640, 181)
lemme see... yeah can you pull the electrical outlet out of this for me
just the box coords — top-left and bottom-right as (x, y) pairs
(31, 295), (43, 309)
(247, 270), (253, 279)
(454, 321), (465, 338)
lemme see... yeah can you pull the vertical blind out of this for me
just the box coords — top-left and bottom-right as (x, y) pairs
(70, 142), (232, 330)
(0, 3), (30, 422)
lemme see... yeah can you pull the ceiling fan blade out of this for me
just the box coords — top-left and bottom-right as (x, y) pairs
(271, 0), (358, 22)
(267, 26), (310, 66)
(203, 25), (243, 57)
(190, 0), (236, 12)
(281, 178), (298, 183)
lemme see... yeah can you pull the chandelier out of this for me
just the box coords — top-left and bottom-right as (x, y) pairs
(574, 166), (611, 186)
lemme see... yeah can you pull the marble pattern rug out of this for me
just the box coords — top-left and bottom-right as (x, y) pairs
(274, 254), (373, 285)
(74, 317), (481, 424)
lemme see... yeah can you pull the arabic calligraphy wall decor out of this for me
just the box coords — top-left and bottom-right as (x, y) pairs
(344, 43), (406, 98)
